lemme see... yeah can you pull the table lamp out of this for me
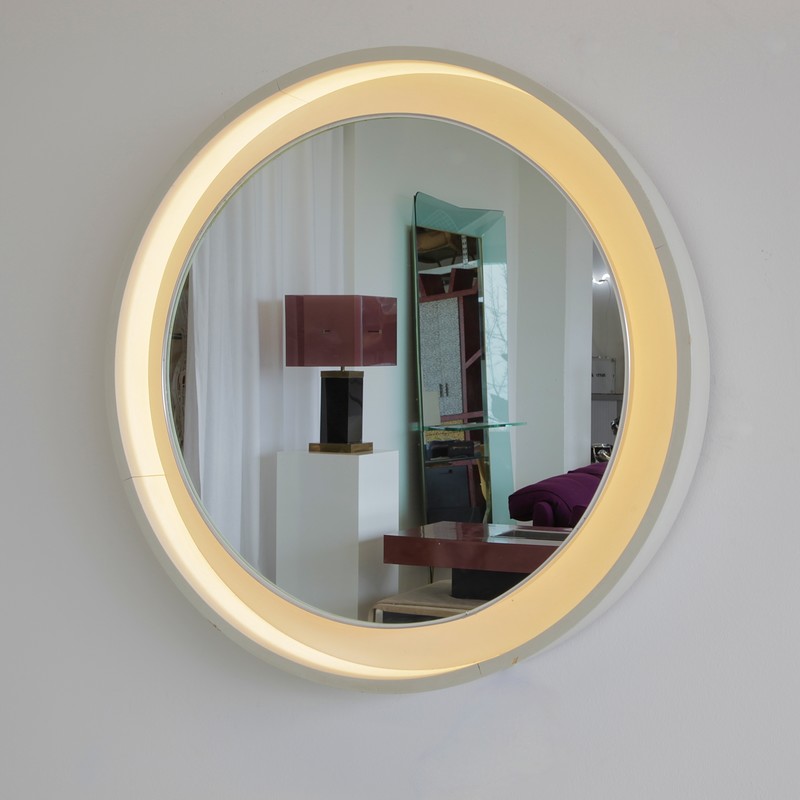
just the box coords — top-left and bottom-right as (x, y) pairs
(284, 294), (397, 453)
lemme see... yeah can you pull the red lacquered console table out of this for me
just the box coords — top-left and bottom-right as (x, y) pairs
(372, 522), (571, 620)
(383, 521), (570, 575)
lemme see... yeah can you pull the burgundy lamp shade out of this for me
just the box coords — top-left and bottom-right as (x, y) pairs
(284, 295), (397, 453)
(284, 295), (397, 367)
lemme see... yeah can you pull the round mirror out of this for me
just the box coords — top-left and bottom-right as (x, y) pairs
(165, 115), (625, 624)
(113, 51), (708, 690)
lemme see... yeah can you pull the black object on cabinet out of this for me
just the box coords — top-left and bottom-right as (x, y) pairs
(423, 464), (483, 523)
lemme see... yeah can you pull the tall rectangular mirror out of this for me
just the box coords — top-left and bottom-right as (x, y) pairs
(413, 192), (520, 525)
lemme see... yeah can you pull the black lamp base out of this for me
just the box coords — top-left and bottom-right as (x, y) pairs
(312, 370), (371, 454)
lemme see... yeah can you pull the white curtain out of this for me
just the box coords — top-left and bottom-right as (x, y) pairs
(183, 128), (346, 576)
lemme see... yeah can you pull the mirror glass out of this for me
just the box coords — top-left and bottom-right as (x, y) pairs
(166, 115), (625, 623)
(414, 192), (516, 527)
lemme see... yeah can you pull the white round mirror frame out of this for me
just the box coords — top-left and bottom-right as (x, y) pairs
(112, 49), (709, 692)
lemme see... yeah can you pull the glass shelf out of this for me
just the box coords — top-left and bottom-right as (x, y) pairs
(423, 421), (526, 432)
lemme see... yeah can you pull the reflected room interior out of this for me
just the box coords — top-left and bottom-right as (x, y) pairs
(166, 116), (626, 624)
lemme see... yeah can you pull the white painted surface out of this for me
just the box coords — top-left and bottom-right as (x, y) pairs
(3, 3), (799, 798)
(276, 451), (399, 620)
(513, 166), (594, 483)
(562, 206), (594, 470)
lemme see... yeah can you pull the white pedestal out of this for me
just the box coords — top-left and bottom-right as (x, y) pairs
(275, 450), (399, 620)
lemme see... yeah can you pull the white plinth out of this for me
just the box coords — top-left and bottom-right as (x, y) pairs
(275, 450), (399, 620)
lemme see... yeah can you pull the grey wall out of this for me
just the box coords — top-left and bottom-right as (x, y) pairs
(3, 2), (798, 798)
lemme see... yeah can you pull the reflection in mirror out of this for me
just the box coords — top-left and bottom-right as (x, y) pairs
(166, 116), (625, 624)
(413, 192), (519, 528)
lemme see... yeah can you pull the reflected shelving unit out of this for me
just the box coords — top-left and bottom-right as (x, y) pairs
(416, 241), (489, 523)
(422, 422), (525, 523)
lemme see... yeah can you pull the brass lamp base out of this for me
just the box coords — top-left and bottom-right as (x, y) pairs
(309, 442), (373, 454)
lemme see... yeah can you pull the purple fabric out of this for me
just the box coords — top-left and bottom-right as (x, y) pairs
(508, 462), (607, 527)
(568, 462), (607, 478)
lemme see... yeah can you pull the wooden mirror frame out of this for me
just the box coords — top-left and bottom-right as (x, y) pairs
(112, 49), (708, 692)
